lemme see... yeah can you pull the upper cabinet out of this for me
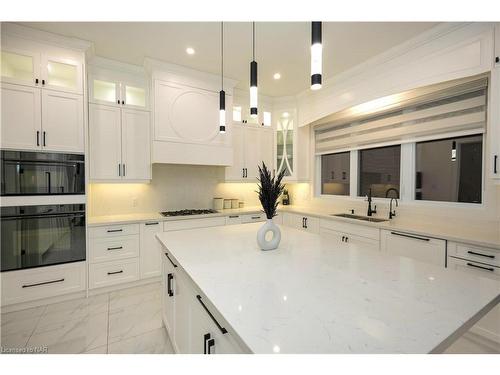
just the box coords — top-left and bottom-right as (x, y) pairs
(1, 32), (86, 152)
(495, 23), (500, 67)
(89, 75), (148, 110)
(274, 108), (310, 181)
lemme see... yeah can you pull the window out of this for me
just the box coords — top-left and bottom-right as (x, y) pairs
(358, 145), (401, 198)
(321, 152), (350, 195)
(415, 135), (482, 203)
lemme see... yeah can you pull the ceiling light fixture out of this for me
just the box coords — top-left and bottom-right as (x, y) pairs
(219, 22), (226, 134)
(310, 22), (322, 91)
(273, 73), (281, 80)
(250, 22), (258, 118)
(186, 47), (195, 55)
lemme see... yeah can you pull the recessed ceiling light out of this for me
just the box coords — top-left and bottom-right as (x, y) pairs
(273, 73), (281, 80)
(186, 47), (195, 55)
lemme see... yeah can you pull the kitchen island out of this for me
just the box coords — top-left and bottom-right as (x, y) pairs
(156, 223), (500, 354)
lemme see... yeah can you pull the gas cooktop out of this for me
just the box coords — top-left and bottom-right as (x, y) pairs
(160, 209), (219, 217)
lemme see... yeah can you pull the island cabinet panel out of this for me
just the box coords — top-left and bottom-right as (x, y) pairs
(321, 228), (380, 252)
(140, 222), (162, 279)
(380, 230), (446, 267)
(161, 251), (176, 343)
(282, 213), (320, 234)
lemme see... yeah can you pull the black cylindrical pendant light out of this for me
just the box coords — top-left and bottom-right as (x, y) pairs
(311, 21), (322, 90)
(250, 22), (258, 117)
(219, 22), (226, 133)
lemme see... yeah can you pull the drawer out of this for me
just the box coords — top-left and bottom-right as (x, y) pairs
(89, 258), (140, 289)
(90, 235), (140, 263)
(241, 213), (266, 223)
(1, 262), (86, 306)
(448, 242), (500, 268)
(89, 223), (140, 238)
(163, 217), (226, 231)
(283, 213), (320, 234)
(225, 215), (243, 225)
(447, 256), (500, 281)
(320, 219), (379, 240)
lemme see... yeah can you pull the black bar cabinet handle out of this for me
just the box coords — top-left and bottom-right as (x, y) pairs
(467, 250), (495, 259)
(107, 270), (123, 275)
(167, 273), (174, 297)
(43, 131), (46, 146)
(203, 333), (211, 354)
(207, 338), (215, 354)
(196, 295), (228, 334)
(304, 217), (308, 228)
(41, 79), (45, 85)
(123, 164), (126, 176)
(36, 131), (40, 146)
(22, 278), (64, 288)
(35, 78), (39, 84)
(107, 246), (123, 251)
(494, 155), (498, 174)
(390, 231), (430, 242)
(118, 164), (121, 176)
(466, 263), (494, 272)
(165, 253), (177, 268)
(107, 229), (123, 233)
(145, 222), (159, 226)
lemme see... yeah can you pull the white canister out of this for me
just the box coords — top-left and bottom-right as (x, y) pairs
(213, 198), (224, 210)
(231, 199), (239, 209)
(223, 199), (232, 209)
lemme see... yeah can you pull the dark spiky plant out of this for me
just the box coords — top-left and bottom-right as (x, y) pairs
(256, 162), (286, 219)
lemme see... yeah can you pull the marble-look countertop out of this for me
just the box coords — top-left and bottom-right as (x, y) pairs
(156, 223), (500, 354)
(88, 205), (500, 249)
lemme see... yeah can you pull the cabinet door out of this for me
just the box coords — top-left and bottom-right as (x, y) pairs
(495, 24), (500, 67)
(90, 77), (120, 106)
(344, 233), (380, 252)
(121, 109), (151, 180)
(490, 68), (500, 179)
(140, 222), (162, 279)
(1, 83), (41, 150)
(41, 89), (84, 152)
(381, 230), (446, 266)
(259, 128), (274, 172)
(89, 104), (122, 180)
(320, 228), (347, 247)
(283, 213), (306, 230)
(121, 82), (148, 109)
(1, 48), (40, 87)
(161, 252), (176, 341)
(225, 125), (246, 180)
(243, 126), (261, 180)
(41, 54), (83, 94)
(173, 269), (192, 354)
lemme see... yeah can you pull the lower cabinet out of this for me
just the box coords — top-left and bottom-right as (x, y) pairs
(380, 230), (446, 267)
(140, 221), (162, 279)
(282, 213), (320, 234)
(88, 258), (140, 289)
(160, 249), (247, 354)
(321, 228), (380, 252)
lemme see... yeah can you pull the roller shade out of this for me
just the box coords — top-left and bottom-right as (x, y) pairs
(314, 76), (488, 155)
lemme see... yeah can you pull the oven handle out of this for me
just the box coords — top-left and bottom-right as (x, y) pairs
(1, 212), (86, 220)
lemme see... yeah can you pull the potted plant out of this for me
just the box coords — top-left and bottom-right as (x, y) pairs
(256, 162), (286, 250)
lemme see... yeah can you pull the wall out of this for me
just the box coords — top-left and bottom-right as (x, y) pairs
(89, 164), (261, 216)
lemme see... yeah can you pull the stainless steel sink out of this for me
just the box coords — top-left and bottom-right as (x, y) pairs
(332, 213), (388, 223)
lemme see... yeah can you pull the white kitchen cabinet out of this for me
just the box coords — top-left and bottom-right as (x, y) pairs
(381, 230), (446, 267)
(282, 212), (320, 234)
(490, 67), (500, 180)
(41, 54), (83, 94)
(89, 235), (140, 264)
(140, 222), (162, 279)
(1, 48), (40, 87)
(89, 103), (151, 181)
(225, 125), (274, 181)
(163, 217), (226, 232)
(88, 258), (140, 289)
(321, 227), (380, 252)
(89, 74), (148, 110)
(172, 266), (192, 354)
(1, 83), (41, 150)
(161, 251), (176, 338)
(41, 89), (84, 152)
(495, 23), (500, 68)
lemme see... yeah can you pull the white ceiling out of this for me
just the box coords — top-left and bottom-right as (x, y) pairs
(21, 22), (439, 97)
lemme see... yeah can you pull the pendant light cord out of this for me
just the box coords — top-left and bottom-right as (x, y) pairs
(221, 21), (224, 90)
(252, 22), (255, 61)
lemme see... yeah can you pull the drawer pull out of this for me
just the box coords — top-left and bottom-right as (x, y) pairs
(207, 338), (215, 354)
(467, 251), (495, 259)
(228, 215), (239, 218)
(22, 278), (65, 288)
(107, 246), (123, 251)
(145, 222), (159, 226)
(196, 295), (227, 334)
(251, 216), (261, 220)
(390, 232), (430, 242)
(107, 229), (123, 233)
(203, 333), (211, 354)
(165, 253), (177, 268)
(466, 263), (495, 272)
(167, 273), (174, 297)
(107, 270), (124, 275)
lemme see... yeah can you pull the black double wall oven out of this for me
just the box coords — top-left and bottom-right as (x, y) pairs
(1, 151), (86, 272)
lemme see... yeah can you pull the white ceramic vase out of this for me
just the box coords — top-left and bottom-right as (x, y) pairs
(257, 219), (281, 251)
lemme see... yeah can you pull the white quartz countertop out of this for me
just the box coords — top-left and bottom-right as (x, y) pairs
(156, 223), (499, 354)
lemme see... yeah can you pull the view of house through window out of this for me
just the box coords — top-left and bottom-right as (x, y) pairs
(321, 152), (350, 195)
(358, 145), (401, 198)
(415, 135), (482, 203)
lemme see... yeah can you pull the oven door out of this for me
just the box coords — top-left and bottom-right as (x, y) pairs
(1, 151), (85, 196)
(1, 204), (86, 272)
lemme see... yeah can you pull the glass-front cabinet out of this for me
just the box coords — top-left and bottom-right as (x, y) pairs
(89, 75), (148, 109)
(42, 55), (83, 93)
(1, 49), (40, 86)
(276, 110), (295, 177)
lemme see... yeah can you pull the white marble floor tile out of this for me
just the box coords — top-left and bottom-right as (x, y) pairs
(83, 345), (108, 354)
(109, 282), (161, 300)
(108, 298), (162, 344)
(445, 332), (500, 354)
(108, 328), (174, 354)
(1, 330), (33, 349)
(27, 311), (108, 354)
(109, 288), (160, 312)
(38, 294), (109, 327)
